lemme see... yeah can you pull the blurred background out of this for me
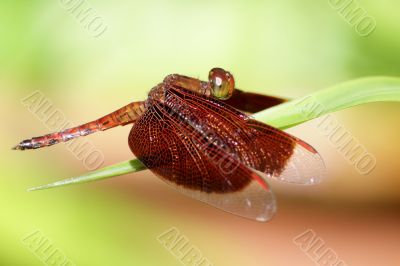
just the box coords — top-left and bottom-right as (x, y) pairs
(1, 0), (399, 265)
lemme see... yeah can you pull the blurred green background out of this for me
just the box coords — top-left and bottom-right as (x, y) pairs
(1, 0), (400, 265)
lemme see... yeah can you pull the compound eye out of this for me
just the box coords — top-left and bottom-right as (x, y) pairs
(208, 68), (235, 100)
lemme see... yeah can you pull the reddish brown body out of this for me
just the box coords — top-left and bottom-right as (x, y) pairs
(129, 85), (294, 193)
(14, 68), (324, 221)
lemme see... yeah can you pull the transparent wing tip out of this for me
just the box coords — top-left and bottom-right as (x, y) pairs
(274, 143), (326, 185)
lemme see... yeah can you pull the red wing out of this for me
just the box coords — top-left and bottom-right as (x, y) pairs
(128, 86), (324, 221)
(129, 102), (276, 222)
(246, 119), (325, 185)
(224, 89), (286, 113)
(169, 87), (325, 185)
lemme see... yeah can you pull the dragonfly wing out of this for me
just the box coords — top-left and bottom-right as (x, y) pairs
(129, 103), (276, 222)
(129, 85), (324, 221)
(168, 86), (325, 185)
(224, 89), (286, 113)
(246, 119), (325, 185)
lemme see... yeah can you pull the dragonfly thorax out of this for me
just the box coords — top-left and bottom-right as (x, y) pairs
(148, 84), (166, 104)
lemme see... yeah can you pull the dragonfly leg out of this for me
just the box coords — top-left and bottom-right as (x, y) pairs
(13, 101), (146, 150)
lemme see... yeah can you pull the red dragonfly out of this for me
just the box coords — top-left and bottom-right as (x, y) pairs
(14, 68), (324, 222)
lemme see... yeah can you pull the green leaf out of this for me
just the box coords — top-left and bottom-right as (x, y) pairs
(255, 77), (400, 129)
(28, 159), (146, 191)
(28, 77), (400, 191)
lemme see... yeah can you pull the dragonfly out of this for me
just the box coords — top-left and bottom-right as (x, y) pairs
(13, 68), (324, 222)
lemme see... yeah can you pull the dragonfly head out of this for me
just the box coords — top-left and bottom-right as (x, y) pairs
(208, 68), (235, 100)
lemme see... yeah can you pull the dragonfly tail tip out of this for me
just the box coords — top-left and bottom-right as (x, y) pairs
(12, 144), (20, 150)
(12, 142), (28, 150)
